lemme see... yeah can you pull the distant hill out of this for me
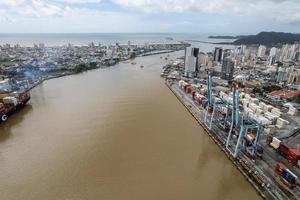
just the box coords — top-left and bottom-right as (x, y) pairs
(232, 32), (300, 46)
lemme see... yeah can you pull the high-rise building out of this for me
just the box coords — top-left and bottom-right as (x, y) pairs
(197, 52), (207, 67)
(184, 47), (199, 78)
(295, 51), (300, 61)
(277, 66), (290, 83)
(257, 45), (266, 57)
(221, 58), (234, 80)
(269, 47), (278, 57)
(213, 47), (223, 62)
(287, 69), (300, 84)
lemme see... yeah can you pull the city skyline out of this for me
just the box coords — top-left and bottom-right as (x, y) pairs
(0, 0), (300, 34)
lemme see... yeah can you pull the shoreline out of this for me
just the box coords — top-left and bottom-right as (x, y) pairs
(26, 49), (179, 92)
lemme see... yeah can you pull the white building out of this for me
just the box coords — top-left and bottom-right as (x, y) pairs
(257, 45), (266, 57)
(269, 47), (278, 57)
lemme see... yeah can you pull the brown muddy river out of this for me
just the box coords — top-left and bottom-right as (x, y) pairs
(0, 52), (260, 200)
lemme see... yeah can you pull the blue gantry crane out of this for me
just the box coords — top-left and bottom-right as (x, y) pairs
(225, 81), (262, 158)
(204, 73), (262, 158)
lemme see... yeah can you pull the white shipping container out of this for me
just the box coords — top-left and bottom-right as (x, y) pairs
(257, 116), (272, 125)
(270, 141), (281, 149)
(245, 94), (251, 100)
(256, 108), (263, 115)
(259, 102), (266, 109)
(287, 106), (298, 116)
(264, 112), (278, 124)
(3, 97), (18, 106)
(249, 103), (259, 112)
(250, 98), (259, 105)
(271, 137), (281, 147)
(276, 118), (289, 129)
(271, 108), (282, 117)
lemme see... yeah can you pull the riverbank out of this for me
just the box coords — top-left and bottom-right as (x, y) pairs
(24, 49), (179, 92)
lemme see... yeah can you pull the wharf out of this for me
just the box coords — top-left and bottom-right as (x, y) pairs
(165, 80), (293, 200)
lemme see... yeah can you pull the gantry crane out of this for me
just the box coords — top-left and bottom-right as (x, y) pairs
(225, 81), (262, 158)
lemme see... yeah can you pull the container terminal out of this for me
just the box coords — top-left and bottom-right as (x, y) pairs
(163, 44), (300, 199)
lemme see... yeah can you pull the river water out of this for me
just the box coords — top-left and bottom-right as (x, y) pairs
(0, 51), (260, 200)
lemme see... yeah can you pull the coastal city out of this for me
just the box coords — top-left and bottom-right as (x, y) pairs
(162, 41), (300, 199)
(1, 32), (300, 199)
(1, 1), (300, 200)
(0, 41), (189, 122)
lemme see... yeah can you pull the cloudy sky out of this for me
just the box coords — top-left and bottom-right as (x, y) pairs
(0, 0), (299, 34)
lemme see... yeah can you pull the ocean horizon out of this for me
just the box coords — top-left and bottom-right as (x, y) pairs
(0, 32), (235, 53)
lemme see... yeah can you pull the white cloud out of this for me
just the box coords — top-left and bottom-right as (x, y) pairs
(0, 0), (299, 33)
(112, 0), (300, 23)
(0, 0), (66, 18)
(55, 0), (102, 3)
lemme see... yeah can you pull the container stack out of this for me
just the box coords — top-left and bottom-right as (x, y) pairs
(275, 163), (298, 188)
(2, 96), (18, 106)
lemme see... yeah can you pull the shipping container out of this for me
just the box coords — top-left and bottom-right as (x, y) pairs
(282, 169), (297, 185)
(287, 106), (297, 116)
(276, 118), (289, 129)
(250, 98), (259, 105)
(259, 102), (266, 109)
(275, 163), (286, 175)
(278, 143), (290, 158)
(287, 149), (300, 165)
(270, 137), (281, 150)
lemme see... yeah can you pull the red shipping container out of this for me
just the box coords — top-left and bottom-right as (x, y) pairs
(289, 149), (300, 159)
(275, 162), (286, 175)
(287, 149), (300, 165)
(278, 143), (290, 158)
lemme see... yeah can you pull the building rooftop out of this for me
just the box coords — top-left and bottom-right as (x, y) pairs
(269, 89), (300, 100)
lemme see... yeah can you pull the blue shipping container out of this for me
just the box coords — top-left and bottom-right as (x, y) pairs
(282, 170), (297, 185)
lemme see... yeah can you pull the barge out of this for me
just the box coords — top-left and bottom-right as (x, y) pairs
(0, 91), (31, 122)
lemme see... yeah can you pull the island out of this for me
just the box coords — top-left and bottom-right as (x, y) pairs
(215, 32), (300, 46)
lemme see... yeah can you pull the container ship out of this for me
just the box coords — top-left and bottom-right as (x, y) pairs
(0, 91), (31, 122)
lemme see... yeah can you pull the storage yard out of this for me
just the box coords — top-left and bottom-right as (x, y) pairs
(165, 76), (300, 200)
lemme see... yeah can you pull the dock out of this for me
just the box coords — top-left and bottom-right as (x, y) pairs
(165, 80), (294, 200)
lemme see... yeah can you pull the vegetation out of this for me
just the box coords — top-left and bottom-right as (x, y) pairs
(253, 85), (282, 96)
(233, 32), (300, 46)
(262, 85), (282, 93)
(0, 61), (20, 68)
(294, 95), (300, 104)
(74, 63), (98, 73)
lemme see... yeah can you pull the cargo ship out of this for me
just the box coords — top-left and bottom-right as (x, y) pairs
(0, 91), (31, 122)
